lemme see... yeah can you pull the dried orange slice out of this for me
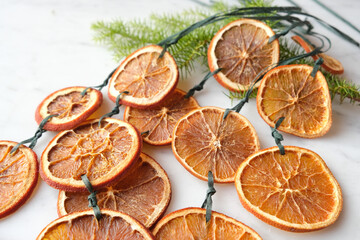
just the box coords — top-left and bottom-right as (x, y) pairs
(35, 86), (103, 131)
(124, 88), (200, 145)
(292, 35), (344, 75)
(36, 209), (155, 239)
(108, 45), (179, 109)
(235, 146), (342, 232)
(256, 64), (332, 138)
(153, 207), (262, 239)
(172, 106), (260, 182)
(0, 141), (38, 219)
(57, 152), (171, 228)
(208, 18), (279, 92)
(40, 118), (142, 191)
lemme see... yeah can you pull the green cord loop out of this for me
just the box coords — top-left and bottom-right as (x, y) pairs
(271, 117), (285, 155)
(98, 91), (129, 127)
(311, 57), (324, 77)
(201, 171), (216, 223)
(81, 175), (102, 220)
(185, 68), (222, 98)
(81, 67), (118, 96)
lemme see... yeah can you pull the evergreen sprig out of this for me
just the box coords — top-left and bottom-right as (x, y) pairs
(92, 0), (360, 104)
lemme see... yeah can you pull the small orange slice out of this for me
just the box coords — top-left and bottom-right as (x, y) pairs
(172, 106), (260, 183)
(235, 146), (342, 232)
(292, 35), (344, 75)
(36, 209), (155, 240)
(57, 152), (171, 228)
(108, 45), (179, 109)
(256, 64), (332, 138)
(35, 86), (103, 131)
(208, 18), (279, 92)
(124, 88), (200, 145)
(153, 207), (262, 239)
(40, 118), (142, 192)
(0, 141), (38, 219)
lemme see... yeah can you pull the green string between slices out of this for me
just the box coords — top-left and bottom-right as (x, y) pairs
(81, 174), (102, 221)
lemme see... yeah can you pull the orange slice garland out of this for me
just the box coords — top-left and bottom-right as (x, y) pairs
(36, 209), (155, 239)
(35, 86), (103, 131)
(57, 152), (171, 228)
(292, 35), (344, 75)
(208, 18), (279, 92)
(40, 118), (142, 191)
(0, 141), (38, 219)
(153, 207), (262, 240)
(235, 146), (342, 232)
(172, 106), (260, 183)
(108, 45), (179, 109)
(257, 64), (332, 138)
(124, 88), (200, 145)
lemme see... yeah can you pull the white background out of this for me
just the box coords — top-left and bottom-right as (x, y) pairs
(0, 0), (359, 239)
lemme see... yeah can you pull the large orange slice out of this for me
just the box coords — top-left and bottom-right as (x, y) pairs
(35, 86), (103, 131)
(208, 18), (279, 92)
(40, 118), (142, 191)
(235, 146), (342, 232)
(256, 64), (332, 138)
(108, 45), (179, 109)
(124, 88), (200, 145)
(292, 35), (344, 75)
(57, 152), (171, 228)
(0, 141), (38, 219)
(153, 207), (262, 239)
(36, 209), (155, 239)
(172, 106), (260, 182)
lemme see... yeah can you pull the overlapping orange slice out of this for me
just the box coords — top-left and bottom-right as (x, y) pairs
(40, 118), (142, 191)
(35, 86), (103, 131)
(235, 146), (342, 232)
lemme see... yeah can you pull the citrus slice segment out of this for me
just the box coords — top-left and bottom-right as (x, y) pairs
(36, 209), (155, 240)
(0, 141), (38, 219)
(108, 45), (179, 109)
(124, 89), (200, 145)
(257, 64), (332, 138)
(172, 106), (260, 183)
(235, 146), (342, 232)
(35, 86), (103, 131)
(208, 18), (279, 92)
(292, 35), (344, 75)
(40, 118), (142, 191)
(57, 152), (171, 228)
(153, 207), (262, 240)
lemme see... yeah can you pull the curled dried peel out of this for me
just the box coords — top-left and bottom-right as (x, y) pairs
(57, 152), (171, 228)
(35, 86), (103, 131)
(172, 106), (260, 182)
(235, 146), (342, 232)
(108, 45), (179, 109)
(153, 207), (262, 240)
(36, 209), (155, 240)
(40, 118), (141, 191)
(0, 141), (38, 219)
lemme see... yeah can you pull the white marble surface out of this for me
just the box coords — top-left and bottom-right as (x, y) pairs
(0, 0), (359, 239)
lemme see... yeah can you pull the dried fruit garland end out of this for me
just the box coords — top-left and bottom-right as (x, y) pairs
(124, 88), (200, 145)
(0, 141), (38, 219)
(153, 207), (262, 240)
(208, 18), (279, 92)
(36, 209), (155, 240)
(235, 146), (342, 232)
(57, 152), (171, 228)
(256, 64), (332, 138)
(292, 35), (344, 75)
(172, 106), (260, 183)
(35, 86), (103, 131)
(40, 118), (142, 192)
(108, 45), (179, 109)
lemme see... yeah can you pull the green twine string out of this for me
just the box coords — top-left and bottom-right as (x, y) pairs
(81, 175), (102, 220)
(311, 57), (324, 77)
(201, 171), (216, 223)
(98, 91), (129, 127)
(185, 68), (222, 98)
(271, 117), (285, 155)
(10, 114), (57, 154)
(81, 67), (118, 96)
